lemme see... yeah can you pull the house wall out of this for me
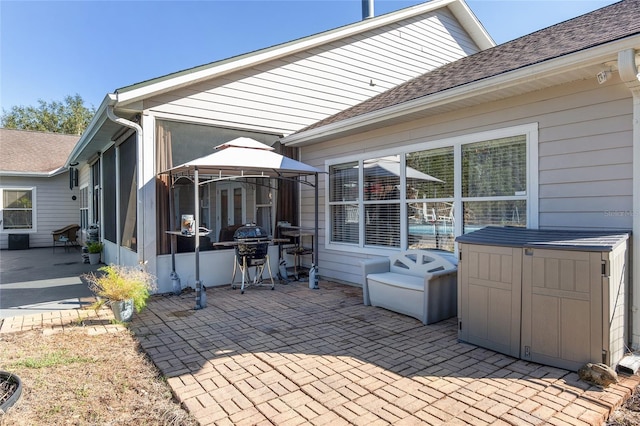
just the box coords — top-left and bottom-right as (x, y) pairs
(297, 76), (634, 286)
(0, 173), (79, 249)
(144, 9), (480, 136)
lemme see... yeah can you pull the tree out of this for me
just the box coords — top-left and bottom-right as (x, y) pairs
(1, 94), (95, 135)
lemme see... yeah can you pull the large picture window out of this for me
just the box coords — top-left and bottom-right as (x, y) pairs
(327, 125), (536, 253)
(1, 188), (34, 231)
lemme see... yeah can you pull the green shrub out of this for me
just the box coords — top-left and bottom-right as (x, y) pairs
(83, 264), (157, 313)
(86, 241), (104, 254)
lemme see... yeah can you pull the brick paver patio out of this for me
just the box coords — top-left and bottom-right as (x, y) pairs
(128, 280), (640, 426)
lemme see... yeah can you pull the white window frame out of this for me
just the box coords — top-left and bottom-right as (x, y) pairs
(0, 186), (37, 233)
(79, 185), (89, 230)
(325, 123), (539, 255)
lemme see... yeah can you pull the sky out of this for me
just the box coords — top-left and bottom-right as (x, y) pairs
(0, 0), (620, 112)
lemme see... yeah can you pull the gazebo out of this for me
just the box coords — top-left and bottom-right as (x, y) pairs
(163, 137), (321, 309)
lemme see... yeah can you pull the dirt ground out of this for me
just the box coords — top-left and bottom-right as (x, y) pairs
(606, 384), (640, 426)
(0, 327), (197, 426)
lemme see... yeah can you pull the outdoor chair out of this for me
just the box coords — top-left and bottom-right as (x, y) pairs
(52, 224), (80, 252)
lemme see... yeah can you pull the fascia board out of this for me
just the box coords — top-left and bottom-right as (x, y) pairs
(114, 0), (467, 106)
(448, 1), (495, 50)
(284, 36), (639, 146)
(0, 171), (57, 178)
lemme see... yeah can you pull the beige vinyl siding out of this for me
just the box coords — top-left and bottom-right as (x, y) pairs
(0, 173), (79, 249)
(298, 77), (633, 285)
(145, 9), (479, 136)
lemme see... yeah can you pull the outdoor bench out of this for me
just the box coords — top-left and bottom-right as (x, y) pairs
(361, 249), (458, 325)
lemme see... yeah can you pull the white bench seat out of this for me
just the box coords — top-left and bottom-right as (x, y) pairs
(361, 250), (458, 325)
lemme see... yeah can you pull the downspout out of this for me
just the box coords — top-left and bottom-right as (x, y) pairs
(618, 49), (640, 349)
(106, 100), (145, 266)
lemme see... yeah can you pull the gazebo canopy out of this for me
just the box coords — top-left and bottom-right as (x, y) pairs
(167, 137), (320, 178)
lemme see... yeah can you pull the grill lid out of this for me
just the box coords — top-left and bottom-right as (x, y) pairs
(234, 224), (268, 240)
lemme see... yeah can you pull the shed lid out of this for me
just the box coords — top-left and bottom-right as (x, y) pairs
(455, 226), (630, 252)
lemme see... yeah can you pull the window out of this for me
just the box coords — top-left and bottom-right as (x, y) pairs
(327, 125), (536, 253)
(406, 147), (455, 251)
(80, 186), (89, 230)
(462, 136), (527, 233)
(119, 134), (137, 251)
(1, 188), (35, 231)
(91, 159), (100, 226)
(329, 162), (359, 244)
(103, 146), (116, 243)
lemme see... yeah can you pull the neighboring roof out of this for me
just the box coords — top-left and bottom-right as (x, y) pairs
(111, 0), (493, 106)
(287, 0), (640, 141)
(0, 128), (79, 175)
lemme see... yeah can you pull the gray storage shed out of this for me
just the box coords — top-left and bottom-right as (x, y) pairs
(456, 227), (629, 371)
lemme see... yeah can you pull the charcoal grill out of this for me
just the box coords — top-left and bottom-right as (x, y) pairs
(231, 224), (275, 294)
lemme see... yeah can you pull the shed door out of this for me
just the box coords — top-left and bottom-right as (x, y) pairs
(458, 243), (522, 358)
(521, 248), (603, 371)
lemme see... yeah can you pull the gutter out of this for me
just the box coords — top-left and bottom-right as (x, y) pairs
(106, 94), (145, 265)
(0, 167), (67, 178)
(618, 48), (640, 350)
(283, 36), (640, 147)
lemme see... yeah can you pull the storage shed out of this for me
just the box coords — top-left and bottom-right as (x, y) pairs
(456, 227), (630, 371)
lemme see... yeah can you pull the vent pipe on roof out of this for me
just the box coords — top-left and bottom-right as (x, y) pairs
(362, 0), (374, 19)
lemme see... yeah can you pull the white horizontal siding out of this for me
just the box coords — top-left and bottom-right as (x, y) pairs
(0, 173), (80, 249)
(298, 77), (633, 285)
(145, 9), (479, 136)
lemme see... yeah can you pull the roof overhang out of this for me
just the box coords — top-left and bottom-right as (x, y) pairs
(111, 0), (494, 108)
(283, 35), (640, 147)
(66, 94), (135, 166)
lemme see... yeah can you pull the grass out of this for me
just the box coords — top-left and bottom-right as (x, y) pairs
(10, 350), (95, 369)
(0, 326), (197, 426)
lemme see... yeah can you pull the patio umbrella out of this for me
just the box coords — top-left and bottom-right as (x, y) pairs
(163, 137), (322, 309)
(363, 156), (443, 182)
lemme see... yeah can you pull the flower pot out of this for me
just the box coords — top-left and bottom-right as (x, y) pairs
(111, 299), (134, 322)
(88, 253), (101, 265)
(0, 371), (22, 413)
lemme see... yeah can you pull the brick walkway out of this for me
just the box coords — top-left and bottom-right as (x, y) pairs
(129, 281), (640, 426)
(0, 305), (125, 336)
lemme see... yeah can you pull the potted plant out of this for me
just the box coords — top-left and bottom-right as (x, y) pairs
(83, 264), (157, 322)
(86, 241), (104, 265)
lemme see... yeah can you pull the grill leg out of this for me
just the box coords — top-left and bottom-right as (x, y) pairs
(231, 256), (238, 289)
(241, 256), (247, 294)
(264, 254), (275, 290)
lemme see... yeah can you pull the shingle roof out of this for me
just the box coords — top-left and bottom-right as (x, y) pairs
(298, 0), (640, 134)
(0, 128), (79, 173)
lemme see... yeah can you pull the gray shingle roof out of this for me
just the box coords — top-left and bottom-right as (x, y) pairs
(0, 128), (79, 173)
(298, 0), (640, 134)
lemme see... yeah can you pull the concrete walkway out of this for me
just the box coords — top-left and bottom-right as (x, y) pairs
(0, 247), (97, 318)
(129, 281), (639, 426)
